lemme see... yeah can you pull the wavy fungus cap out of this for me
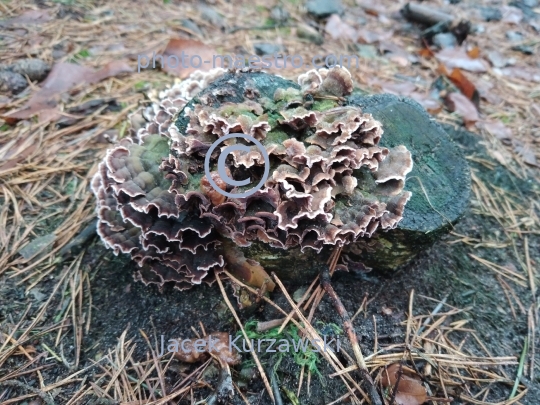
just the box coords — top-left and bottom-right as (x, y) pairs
(91, 67), (413, 291)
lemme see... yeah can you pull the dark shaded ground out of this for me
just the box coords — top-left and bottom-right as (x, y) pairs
(1, 125), (537, 404)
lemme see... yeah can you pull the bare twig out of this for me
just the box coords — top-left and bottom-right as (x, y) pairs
(319, 265), (383, 405)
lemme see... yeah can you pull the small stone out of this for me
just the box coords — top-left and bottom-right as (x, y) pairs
(9, 58), (50, 82)
(505, 30), (524, 41)
(479, 7), (502, 21)
(270, 6), (290, 22)
(253, 42), (283, 56)
(471, 24), (485, 34)
(296, 23), (324, 45)
(432, 32), (457, 49)
(293, 286), (308, 303)
(487, 51), (510, 68)
(355, 44), (378, 59)
(306, 0), (343, 19)
(0, 70), (27, 94)
(510, 0), (539, 18)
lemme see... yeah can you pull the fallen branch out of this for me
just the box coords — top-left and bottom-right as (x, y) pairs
(319, 266), (383, 405)
(401, 3), (454, 26)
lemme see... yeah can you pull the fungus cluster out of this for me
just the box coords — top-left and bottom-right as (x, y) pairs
(91, 67), (413, 291)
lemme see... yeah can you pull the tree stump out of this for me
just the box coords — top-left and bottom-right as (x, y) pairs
(344, 93), (470, 270)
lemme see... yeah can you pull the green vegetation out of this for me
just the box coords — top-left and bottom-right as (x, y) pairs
(241, 320), (322, 376)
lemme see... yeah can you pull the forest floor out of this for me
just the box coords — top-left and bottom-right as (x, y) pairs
(0, 0), (539, 404)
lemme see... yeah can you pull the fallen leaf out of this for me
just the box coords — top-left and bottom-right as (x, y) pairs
(0, 95), (11, 108)
(161, 38), (217, 78)
(499, 66), (540, 83)
(1, 9), (52, 25)
(1, 61), (133, 122)
(482, 120), (512, 143)
(325, 14), (358, 42)
(379, 41), (417, 66)
(38, 108), (63, 124)
(0, 139), (38, 172)
(91, 60), (133, 82)
(409, 92), (442, 114)
(444, 92), (479, 125)
(418, 47), (434, 58)
(514, 143), (539, 167)
(358, 1), (387, 17)
(381, 363), (428, 405)
(370, 79), (416, 96)
(447, 68), (479, 105)
(474, 78), (501, 104)
(467, 46), (480, 59)
(435, 47), (489, 72)
(171, 332), (241, 365)
(356, 29), (394, 45)
(501, 6), (523, 24)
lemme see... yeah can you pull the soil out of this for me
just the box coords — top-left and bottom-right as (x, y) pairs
(1, 124), (537, 404)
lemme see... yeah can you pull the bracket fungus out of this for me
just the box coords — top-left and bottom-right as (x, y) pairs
(92, 67), (415, 292)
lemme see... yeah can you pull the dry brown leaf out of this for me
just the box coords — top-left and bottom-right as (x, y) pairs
(514, 143), (539, 167)
(1, 9), (52, 25)
(358, 29), (393, 45)
(324, 14), (358, 42)
(370, 79), (416, 96)
(482, 120), (512, 143)
(501, 6), (523, 24)
(379, 41), (417, 66)
(381, 363), (427, 405)
(474, 77), (501, 105)
(467, 46), (480, 59)
(409, 92), (442, 115)
(161, 38), (217, 78)
(0, 95), (12, 108)
(0, 141), (37, 172)
(435, 47), (489, 73)
(444, 92), (479, 125)
(447, 68), (478, 103)
(91, 60), (133, 82)
(2, 61), (133, 122)
(171, 332), (241, 365)
(499, 66), (540, 83)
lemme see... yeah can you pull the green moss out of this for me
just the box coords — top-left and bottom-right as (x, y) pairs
(242, 320), (321, 376)
(265, 128), (289, 145)
(312, 99), (338, 111)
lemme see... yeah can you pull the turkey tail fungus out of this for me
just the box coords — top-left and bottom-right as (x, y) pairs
(91, 67), (417, 292)
(92, 66), (470, 405)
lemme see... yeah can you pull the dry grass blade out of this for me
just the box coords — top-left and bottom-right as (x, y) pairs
(215, 274), (275, 404)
